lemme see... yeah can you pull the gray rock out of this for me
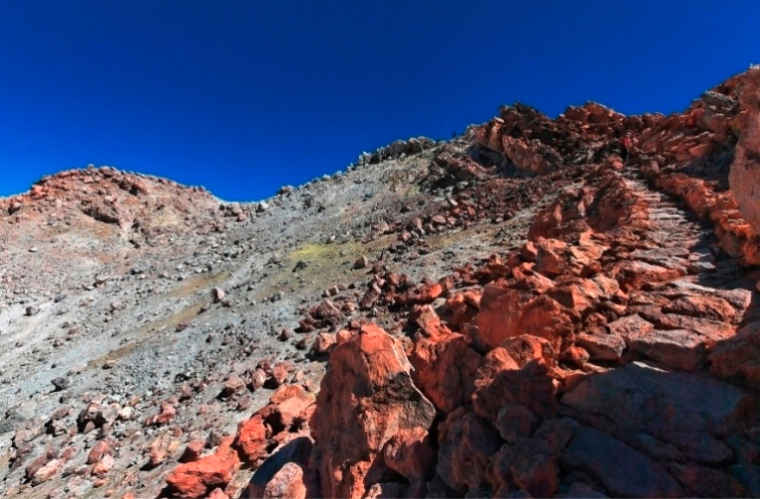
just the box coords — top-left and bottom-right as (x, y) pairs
(561, 362), (758, 442)
(51, 377), (70, 392)
(561, 426), (682, 497)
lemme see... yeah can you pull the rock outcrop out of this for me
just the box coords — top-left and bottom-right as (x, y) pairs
(309, 324), (436, 498)
(729, 66), (760, 234)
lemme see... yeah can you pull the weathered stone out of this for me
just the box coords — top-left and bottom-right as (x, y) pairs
(409, 306), (482, 412)
(310, 324), (436, 499)
(561, 362), (759, 447)
(486, 439), (558, 498)
(235, 415), (270, 466)
(473, 350), (557, 422)
(436, 411), (501, 492)
(382, 427), (435, 482)
(729, 67), (760, 235)
(495, 403), (537, 444)
(669, 462), (747, 498)
(166, 437), (240, 499)
(475, 285), (571, 351)
(561, 426), (683, 497)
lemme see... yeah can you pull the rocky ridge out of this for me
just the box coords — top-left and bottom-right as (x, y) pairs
(3, 67), (760, 498)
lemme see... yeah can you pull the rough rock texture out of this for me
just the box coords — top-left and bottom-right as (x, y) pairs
(729, 67), (760, 234)
(165, 437), (240, 499)
(309, 324), (436, 498)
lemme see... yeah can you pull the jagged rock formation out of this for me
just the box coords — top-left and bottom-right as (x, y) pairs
(354, 137), (437, 166)
(729, 66), (760, 234)
(4, 68), (760, 498)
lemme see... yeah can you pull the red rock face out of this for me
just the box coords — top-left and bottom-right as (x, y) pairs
(408, 305), (482, 412)
(729, 67), (760, 235)
(309, 324), (436, 499)
(475, 284), (572, 352)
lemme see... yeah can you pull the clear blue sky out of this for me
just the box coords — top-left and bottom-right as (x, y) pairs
(2, 1), (759, 201)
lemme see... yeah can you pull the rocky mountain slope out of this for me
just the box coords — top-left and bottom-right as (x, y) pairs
(3, 67), (760, 498)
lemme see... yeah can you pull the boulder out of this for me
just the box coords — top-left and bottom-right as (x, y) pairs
(309, 324), (436, 498)
(561, 426), (683, 497)
(436, 411), (501, 492)
(166, 437), (240, 499)
(382, 427), (435, 483)
(710, 321), (760, 390)
(669, 463), (747, 498)
(475, 285), (571, 351)
(561, 362), (760, 452)
(235, 415), (270, 466)
(473, 348), (557, 422)
(486, 438), (558, 497)
(408, 306), (482, 412)
(248, 437), (315, 499)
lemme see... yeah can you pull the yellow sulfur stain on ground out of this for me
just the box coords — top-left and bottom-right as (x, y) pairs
(250, 241), (372, 302)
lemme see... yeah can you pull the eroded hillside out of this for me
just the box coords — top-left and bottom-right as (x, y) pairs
(3, 67), (760, 498)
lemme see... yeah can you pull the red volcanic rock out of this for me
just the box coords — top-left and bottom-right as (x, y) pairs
(729, 67), (760, 235)
(473, 348), (557, 422)
(486, 438), (558, 497)
(144, 401), (176, 427)
(475, 284), (572, 352)
(87, 440), (112, 465)
(500, 334), (556, 369)
(474, 285), (530, 349)
(269, 363), (289, 388)
(709, 321), (760, 390)
(669, 463), (747, 498)
(309, 332), (336, 356)
(309, 299), (343, 328)
(180, 440), (206, 463)
(512, 297), (572, 352)
(494, 403), (537, 444)
(576, 331), (626, 362)
(310, 324), (436, 499)
(91, 454), (115, 476)
(381, 427), (435, 483)
(250, 368), (268, 391)
(444, 289), (481, 327)
(235, 415), (270, 466)
(408, 306), (482, 412)
(610, 260), (684, 292)
(221, 375), (246, 397)
(561, 426), (683, 497)
(30, 459), (62, 486)
(166, 437), (240, 499)
(255, 462), (307, 499)
(0, 166), (219, 246)
(395, 282), (444, 305)
(661, 294), (738, 322)
(261, 386), (314, 433)
(247, 436), (316, 499)
(436, 411), (501, 492)
(534, 238), (570, 277)
(147, 434), (181, 468)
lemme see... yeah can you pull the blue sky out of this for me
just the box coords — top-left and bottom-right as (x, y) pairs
(2, 1), (759, 201)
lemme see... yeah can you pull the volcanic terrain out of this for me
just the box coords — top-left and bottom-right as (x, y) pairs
(3, 67), (760, 498)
